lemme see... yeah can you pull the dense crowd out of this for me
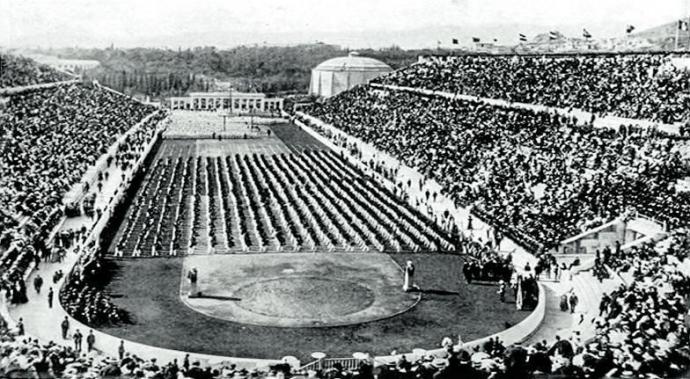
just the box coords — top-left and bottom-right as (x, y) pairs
(0, 318), (241, 379)
(4, 53), (690, 378)
(461, 239), (513, 283)
(0, 53), (73, 89)
(60, 256), (129, 327)
(0, 82), (157, 292)
(373, 54), (690, 124)
(1, 83), (155, 218)
(304, 86), (690, 252)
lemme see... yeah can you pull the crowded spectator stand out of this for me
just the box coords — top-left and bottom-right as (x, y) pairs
(373, 53), (690, 126)
(0, 56), (178, 375)
(301, 83), (690, 255)
(0, 53), (76, 90)
(290, 54), (690, 376)
(0, 78), (162, 304)
(3, 51), (690, 379)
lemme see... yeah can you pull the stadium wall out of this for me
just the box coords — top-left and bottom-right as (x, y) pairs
(296, 282), (547, 368)
(558, 218), (626, 255)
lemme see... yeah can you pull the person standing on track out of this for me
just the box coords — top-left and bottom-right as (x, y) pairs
(73, 329), (83, 351)
(33, 274), (43, 294)
(87, 330), (96, 352)
(403, 261), (415, 292)
(118, 340), (126, 360)
(60, 316), (69, 339)
(187, 268), (198, 297)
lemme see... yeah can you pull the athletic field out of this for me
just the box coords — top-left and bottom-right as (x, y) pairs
(93, 118), (527, 361)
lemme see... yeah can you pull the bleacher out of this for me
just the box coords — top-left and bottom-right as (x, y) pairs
(0, 53), (74, 89)
(373, 53), (690, 124)
(0, 80), (157, 281)
(303, 82), (690, 254)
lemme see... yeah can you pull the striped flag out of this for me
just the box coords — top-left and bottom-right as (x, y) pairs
(582, 28), (592, 39)
(519, 33), (527, 42)
(549, 31), (558, 40)
(680, 20), (690, 31)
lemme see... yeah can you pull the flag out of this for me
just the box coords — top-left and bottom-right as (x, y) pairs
(583, 28), (592, 39)
(549, 31), (558, 40)
(452, 38), (459, 45)
(626, 25), (635, 34)
(472, 37), (481, 43)
(519, 33), (527, 42)
(515, 277), (523, 310)
(680, 20), (689, 31)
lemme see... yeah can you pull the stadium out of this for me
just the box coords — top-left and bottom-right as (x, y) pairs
(2, 2), (690, 378)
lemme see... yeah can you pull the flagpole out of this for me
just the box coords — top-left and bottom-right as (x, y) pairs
(676, 20), (681, 51)
(685, 17), (690, 51)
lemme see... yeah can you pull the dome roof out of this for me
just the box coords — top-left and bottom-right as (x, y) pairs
(314, 52), (392, 72)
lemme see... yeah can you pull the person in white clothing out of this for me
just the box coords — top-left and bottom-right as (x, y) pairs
(403, 260), (415, 292)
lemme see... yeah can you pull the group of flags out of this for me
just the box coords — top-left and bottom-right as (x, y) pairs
(446, 21), (690, 46)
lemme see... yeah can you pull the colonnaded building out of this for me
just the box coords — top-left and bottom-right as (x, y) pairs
(167, 91), (284, 112)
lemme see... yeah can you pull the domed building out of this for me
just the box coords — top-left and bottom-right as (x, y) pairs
(309, 52), (392, 98)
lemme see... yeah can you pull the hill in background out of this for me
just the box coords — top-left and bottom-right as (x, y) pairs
(631, 19), (690, 50)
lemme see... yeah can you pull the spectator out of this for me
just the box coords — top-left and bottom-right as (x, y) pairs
(86, 330), (95, 352)
(60, 316), (69, 339)
(32, 275), (42, 294)
(374, 54), (690, 123)
(72, 329), (82, 352)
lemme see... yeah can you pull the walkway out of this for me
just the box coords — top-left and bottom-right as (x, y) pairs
(372, 83), (681, 135)
(5, 133), (283, 369)
(9, 250), (279, 369)
(522, 281), (575, 345)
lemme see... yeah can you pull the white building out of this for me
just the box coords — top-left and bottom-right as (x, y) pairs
(167, 91), (284, 113)
(309, 52), (392, 98)
(29, 55), (100, 72)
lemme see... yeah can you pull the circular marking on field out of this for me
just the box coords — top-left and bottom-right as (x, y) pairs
(178, 253), (421, 328)
(234, 276), (376, 319)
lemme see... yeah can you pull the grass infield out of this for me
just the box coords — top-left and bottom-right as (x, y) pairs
(179, 253), (419, 327)
(99, 253), (527, 361)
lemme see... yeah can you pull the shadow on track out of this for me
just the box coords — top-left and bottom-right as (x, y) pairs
(190, 293), (242, 301)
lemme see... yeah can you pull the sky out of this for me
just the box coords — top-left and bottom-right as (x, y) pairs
(0, 0), (688, 48)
